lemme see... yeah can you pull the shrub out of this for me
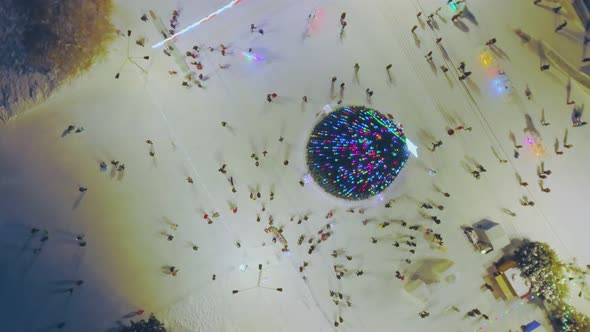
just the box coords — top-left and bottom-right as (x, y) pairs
(119, 314), (167, 332)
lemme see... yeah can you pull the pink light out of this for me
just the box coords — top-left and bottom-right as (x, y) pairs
(308, 8), (325, 32)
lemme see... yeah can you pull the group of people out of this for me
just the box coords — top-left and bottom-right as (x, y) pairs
(36, 0), (590, 329)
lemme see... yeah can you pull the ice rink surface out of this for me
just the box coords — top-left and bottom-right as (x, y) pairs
(1, 0), (589, 331)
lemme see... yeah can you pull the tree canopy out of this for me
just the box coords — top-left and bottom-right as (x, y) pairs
(514, 241), (569, 302)
(0, 0), (114, 120)
(551, 305), (590, 332)
(119, 314), (167, 332)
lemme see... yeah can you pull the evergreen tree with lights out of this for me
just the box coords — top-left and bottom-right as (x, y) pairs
(551, 305), (590, 332)
(514, 241), (569, 302)
(119, 313), (167, 332)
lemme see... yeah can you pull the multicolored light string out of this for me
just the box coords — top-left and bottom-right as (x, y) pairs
(306, 106), (409, 200)
(152, 0), (244, 48)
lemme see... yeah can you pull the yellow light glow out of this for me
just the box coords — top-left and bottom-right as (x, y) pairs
(480, 52), (494, 66)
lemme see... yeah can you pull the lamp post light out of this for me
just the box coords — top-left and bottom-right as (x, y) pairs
(114, 30), (150, 79)
(232, 263), (283, 295)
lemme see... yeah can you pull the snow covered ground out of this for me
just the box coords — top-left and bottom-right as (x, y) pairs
(1, 0), (590, 331)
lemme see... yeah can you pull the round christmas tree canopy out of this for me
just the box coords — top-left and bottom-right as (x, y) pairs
(306, 105), (410, 200)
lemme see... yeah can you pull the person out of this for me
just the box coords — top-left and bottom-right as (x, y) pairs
(250, 24), (256, 32)
(525, 85), (532, 99)
(555, 20), (567, 32)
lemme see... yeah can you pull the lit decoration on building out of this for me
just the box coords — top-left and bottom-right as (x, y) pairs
(306, 105), (409, 200)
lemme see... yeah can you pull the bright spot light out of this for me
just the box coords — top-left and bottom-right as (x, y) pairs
(152, 0), (244, 48)
(406, 138), (419, 158)
(480, 52), (493, 67)
(242, 51), (264, 62)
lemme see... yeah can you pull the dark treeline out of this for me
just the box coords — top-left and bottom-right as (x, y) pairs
(0, 0), (114, 121)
